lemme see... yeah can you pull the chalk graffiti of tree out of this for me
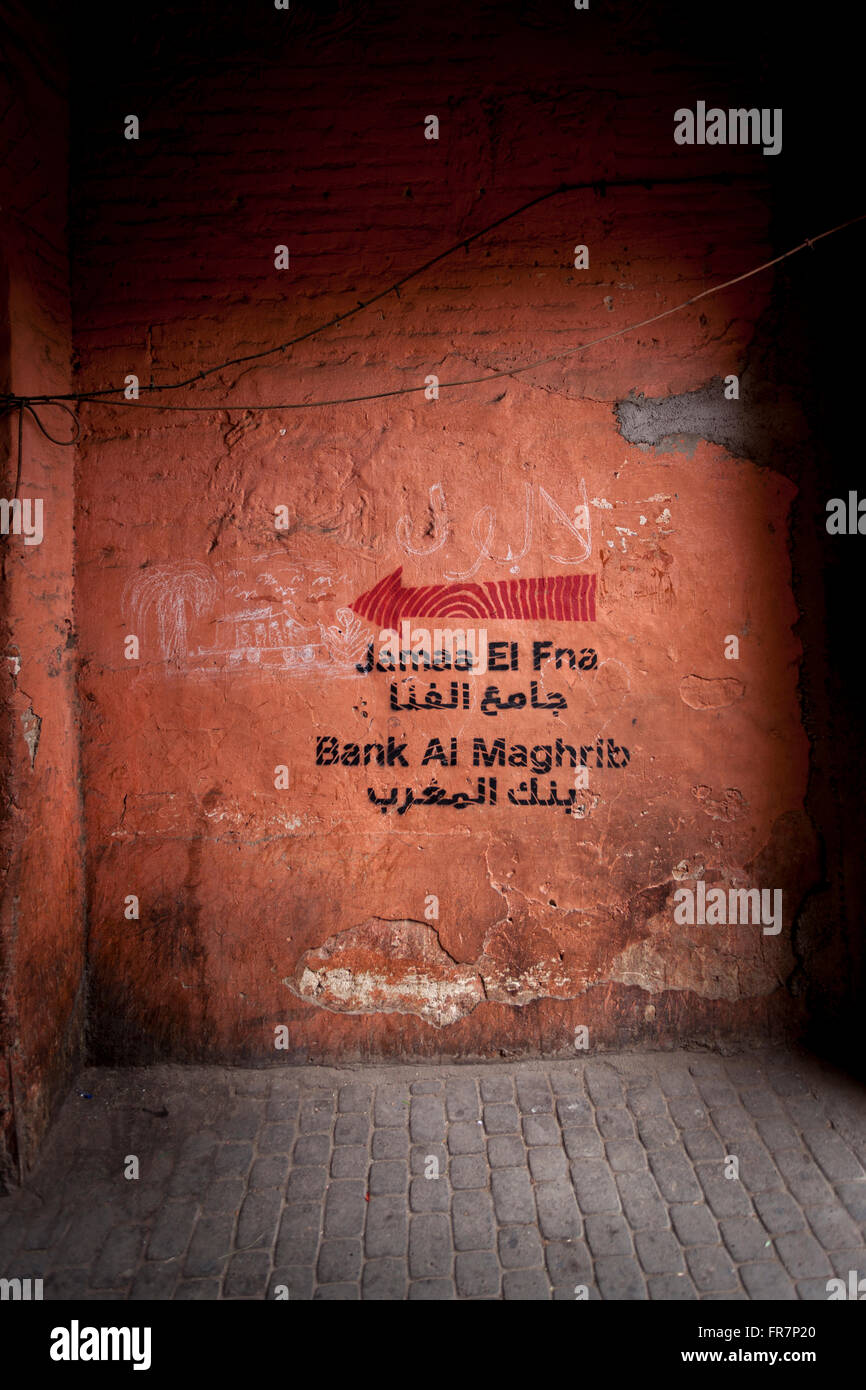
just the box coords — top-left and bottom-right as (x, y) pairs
(319, 608), (369, 665)
(128, 564), (217, 662)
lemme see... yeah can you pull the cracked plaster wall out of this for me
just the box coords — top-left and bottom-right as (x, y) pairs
(0, 0), (86, 1187)
(65, 2), (834, 1066)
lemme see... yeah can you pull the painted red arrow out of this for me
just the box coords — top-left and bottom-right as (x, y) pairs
(351, 568), (596, 626)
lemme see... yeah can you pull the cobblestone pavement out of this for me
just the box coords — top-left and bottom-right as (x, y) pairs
(1, 1049), (865, 1300)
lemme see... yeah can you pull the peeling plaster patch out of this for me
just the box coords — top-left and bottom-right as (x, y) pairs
(20, 706), (41, 767)
(286, 918), (485, 1027)
(680, 674), (745, 709)
(615, 382), (743, 459)
(693, 785), (746, 820)
(607, 937), (781, 1002)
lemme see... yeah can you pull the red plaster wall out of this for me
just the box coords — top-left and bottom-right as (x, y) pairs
(70, 3), (818, 1063)
(0, 1), (85, 1184)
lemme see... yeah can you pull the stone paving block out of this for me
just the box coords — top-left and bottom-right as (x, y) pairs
(596, 1108), (635, 1140)
(774, 1149), (835, 1207)
(516, 1076), (553, 1112)
(129, 1262), (180, 1300)
(637, 1116), (679, 1150)
(362, 1258), (408, 1299)
(668, 1098), (710, 1129)
(696, 1166), (754, 1218)
(450, 1155), (487, 1189)
(719, 1216), (774, 1262)
(729, 1139), (784, 1192)
(331, 1145), (368, 1179)
(634, 1229), (685, 1275)
(222, 1102), (265, 1141)
(224, 1250), (271, 1297)
(293, 1133), (331, 1167)
(498, 1224), (544, 1269)
(275, 1203), (320, 1265)
(175, 1279), (221, 1300)
(365, 1195), (407, 1258)
(338, 1084), (373, 1113)
(91, 1225), (144, 1288)
(584, 1066), (624, 1107)
(685, 1244), (738, 1292)
(452, 1190), (496, 1250)
(323, 1181), (367, 1238)
(317, 1238), (361, 1284)
(410, 1096), (446, 1145)
(709, 1107), (758, 1143)
(594, 1255), (648, 1300)
(259, 1123), (295, 1154)
(480, 1077), (513, 1103)
(484, 1103), (520, 1134)
(806, 1204), (863, 1250)
(528, 1146), (569, 1182)
(409, 1175), (450, 1213)
(836, 1181), (866, 1223)
(535, 1182), (581, 1240)
(334, 1114), (369, 1147)
(286, 1165), (327, 1204)
(570, 1160), (620, 1214)
(314, 1282), (359, 1300)
(682, 1129), (725, 1161)
(754, 1190), (807, 1235)
(739, 1262), (797, 1299)
(455, 1249), (501, 1296)
(624, 1083), (667, 1119)
(249, 1154), (291, 1190)
(648, 1273), (697, 1299)
(545, 1239), (593, 1284)
(491, 1170), (536, 1224)
(805, 1129), (865, 1183)
(298, 1096), (336, 1134)
(649, 1149), (703, 1203)
(371, 1129), (407, 1160)
(616, 1171), (668, 1231)
(448, 1121), (485, 1154)
(774, 1231), (832, 1280)
(605, 1139), (647, 1172)
(269, 1266), (314, 1300)
(409, 1213), (452, 1278)
(411, 1143), (446, 1175)
(183, 1214), (233, 1279)
(147, 1199), (198, 1262)
(584, 1212), (633, 1257)
(754, 1117), (800, 1150)
(739, 1087), (785, 1118)
(562, 1127), (604, 1159)
(374, 1088), (409, 1128)
(670, 1202), (719, 1247)
(213, 1142), (254, 1179)
(556, 1096), (593, 1126)
(368, 1160), (408, 1195)
(657, 1067), (699, 1098)
(487, 1135), (526, 1167)
(523, 1114), (559, 1146)
(503, 1268), (551, 1299)
(446, 1079), (479, 1121)
(408, 1277), (456, 1299)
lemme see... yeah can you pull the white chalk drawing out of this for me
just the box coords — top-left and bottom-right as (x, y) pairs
(395, 482), (449, 556)
(388, 478), (592, 580)
(124, 556), (374, 680)
(125, 563), (218, 664)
